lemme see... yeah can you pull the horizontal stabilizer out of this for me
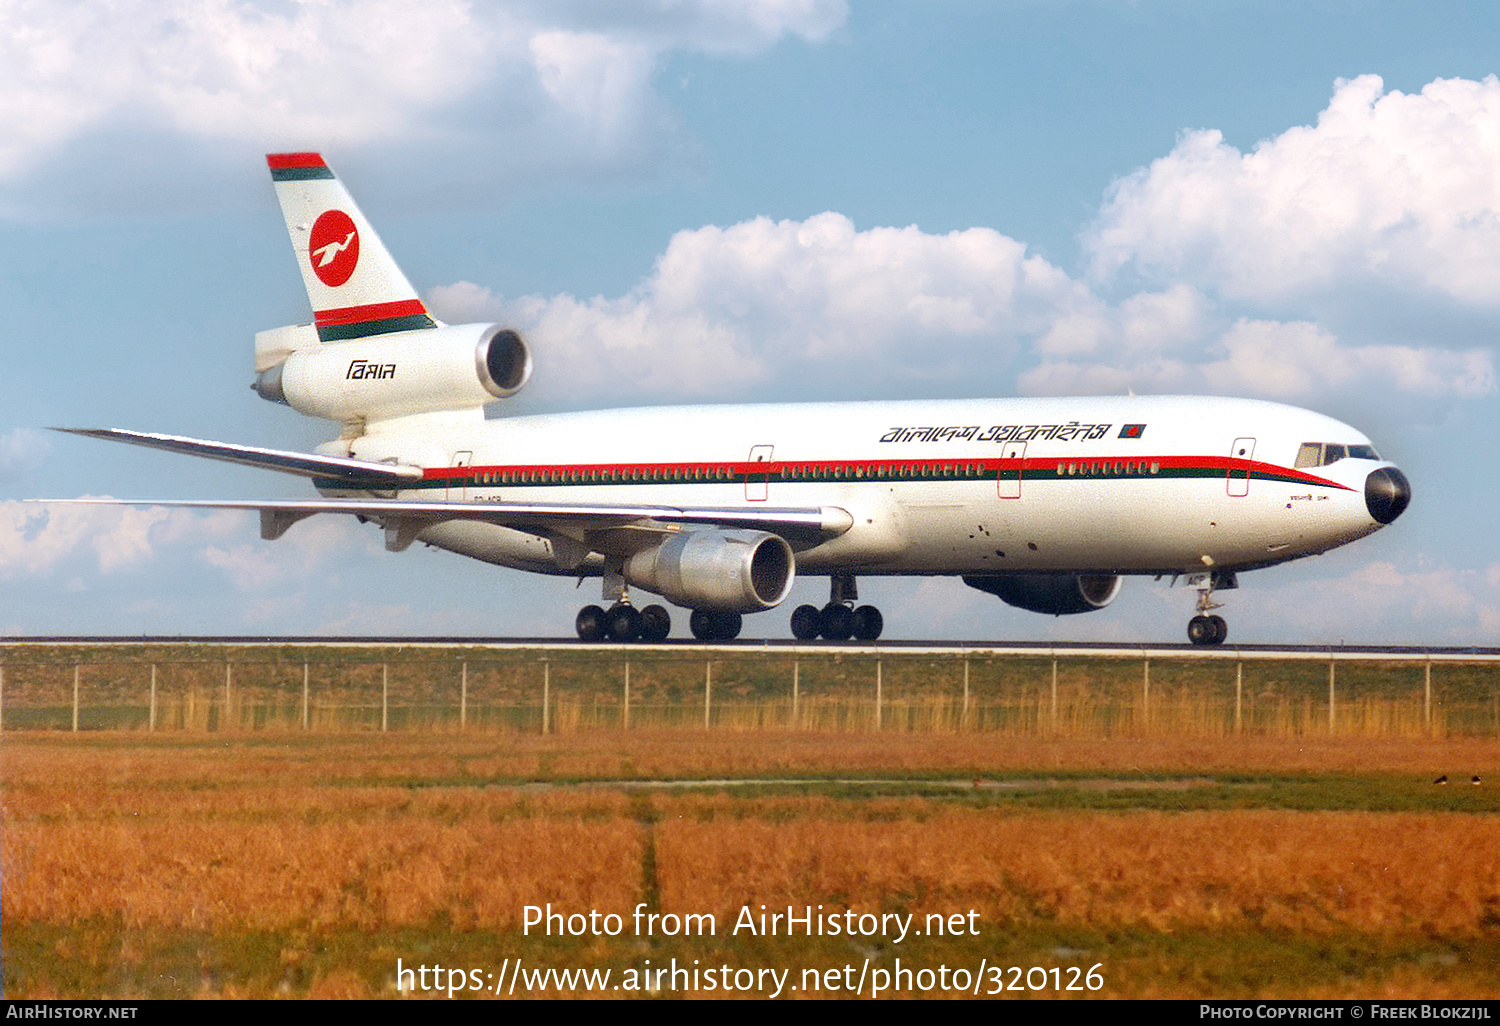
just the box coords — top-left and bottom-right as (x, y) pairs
(51, 428), (422, 485)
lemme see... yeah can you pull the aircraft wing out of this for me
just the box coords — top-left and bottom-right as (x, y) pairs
(38, 496), (855, 550)
(51, 428), (422, 485)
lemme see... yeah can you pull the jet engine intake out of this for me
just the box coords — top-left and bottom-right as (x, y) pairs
(254, 323), (532, 421)
(624, 528), (795, 613)
(962, 573), (1122, 615)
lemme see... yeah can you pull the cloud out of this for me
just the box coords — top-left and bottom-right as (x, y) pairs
(428, 212), (1086, 399)
(1247, 557), (1500, 644)
(1088, 74), (1500, 307)
(0, 500), (238, 576)
(0, 0), (847, 216)
(1022, 317), (1496, 401)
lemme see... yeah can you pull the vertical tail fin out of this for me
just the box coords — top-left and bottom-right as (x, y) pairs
(266, 153), (440, 341)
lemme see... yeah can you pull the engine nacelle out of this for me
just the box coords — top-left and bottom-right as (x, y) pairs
(254, 323), (531, 422)
(962, 573), (1122, 615)
(623, 529), (795, 613)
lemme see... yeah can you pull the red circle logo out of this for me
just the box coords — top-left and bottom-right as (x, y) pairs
(309, 209), (360, 287)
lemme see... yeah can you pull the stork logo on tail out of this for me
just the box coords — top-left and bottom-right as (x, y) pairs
(309, 209), (360, 287)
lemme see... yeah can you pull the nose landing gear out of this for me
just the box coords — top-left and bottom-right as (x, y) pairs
(1186, 570), (1235, 646)
(791, 574), (884, 641)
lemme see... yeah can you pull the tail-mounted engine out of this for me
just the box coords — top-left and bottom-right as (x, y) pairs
(253, 323), (531, 422)
(962, 573), (1122, 615)
(624, 528), (795, 613)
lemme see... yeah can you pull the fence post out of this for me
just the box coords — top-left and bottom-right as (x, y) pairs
(302, 662), (310, 731)
(382, 663), (389, 732)
(1328, 659), (1336, 733)
(704, 660), (712, 730)
(460, 661), (468, 732)
(792, 659), (799, 729)
(224, 661), (232, 732)
(1142, 657), (1150, 732)
(962, 657), (971, 730)
(1235, 661), (1243, 734)
(1050, 658), (1058, 731)
(73, 664), (80, 732)
(0, 663), (4, 734)
(542, 660), (550, 736)
(149, 664), (157, 732)
(1424, 660), (1432, 734)
(875, 658), (883, 731)
(623, 657), (631, 729)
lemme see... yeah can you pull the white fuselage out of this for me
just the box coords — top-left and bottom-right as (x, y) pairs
(329, 394), (1393, 581)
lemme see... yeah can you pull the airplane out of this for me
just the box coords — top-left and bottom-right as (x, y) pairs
(48, 152), (1412, 646)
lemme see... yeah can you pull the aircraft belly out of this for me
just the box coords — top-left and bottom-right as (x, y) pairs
(417, 520), (588, 575)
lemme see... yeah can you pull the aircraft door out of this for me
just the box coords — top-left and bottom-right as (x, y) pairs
(1227, 438), (1254, 497)
(746, 445), (774, 501)
(449, 451), (473, 501)
(997, 442), (1025, 499)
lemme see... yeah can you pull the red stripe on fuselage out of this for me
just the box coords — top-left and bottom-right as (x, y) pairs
(418, 456), (1350, 490)
(315, 299), (431, 328)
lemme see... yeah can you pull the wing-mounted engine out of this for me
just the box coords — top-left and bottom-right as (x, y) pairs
(623, 528), (795, 613)
(253, 322), (531, 422)
(962, 573), (1122, 615)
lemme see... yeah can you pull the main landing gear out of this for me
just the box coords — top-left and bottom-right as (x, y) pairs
(576, 567), (673, 642)
(1186, 570), (1236, 646)
(576, 602), (671, 643)
(790, 573), (884, 642)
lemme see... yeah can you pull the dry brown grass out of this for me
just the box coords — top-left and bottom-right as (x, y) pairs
(653, 805), (1500, 936)
(2, 731), (1495, 788)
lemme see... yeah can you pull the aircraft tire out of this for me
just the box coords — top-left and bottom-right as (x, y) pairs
(852, 605), (884, 641)
(689, 610), (714, 641)
(690, 610), (742, 641)
(1208, 615), (1228, 645)
(606, 604), (642, 642)
(790, 604), (821, 640)
(1187, 615), (1219, 646)
(820, 603), (855, 641)
(639, 604), (671, 642)
(576, 605), (607, 642)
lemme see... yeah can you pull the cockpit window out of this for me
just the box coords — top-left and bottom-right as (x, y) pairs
(1295, 441), (1381, 468)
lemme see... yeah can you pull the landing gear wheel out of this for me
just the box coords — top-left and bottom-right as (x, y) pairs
(639, 604), (671, 642)
(690, 610), (742, 641)
(1188, 615), (1227, 646)
(820, 603), (855, 641)
(1208, 615), (1227, 645)
(576, 605), (607, 642)
(606, 604), (642, 642)
(852, 605), (884, 641)
(790, 604), (821, 640)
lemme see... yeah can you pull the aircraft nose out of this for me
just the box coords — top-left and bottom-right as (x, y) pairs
(1365, 467), (1411, 524)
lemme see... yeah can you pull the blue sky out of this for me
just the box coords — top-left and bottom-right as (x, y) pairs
(2, 0), (1498, 643)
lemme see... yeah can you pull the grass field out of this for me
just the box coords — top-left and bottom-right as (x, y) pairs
(4, 729), (1498, 999)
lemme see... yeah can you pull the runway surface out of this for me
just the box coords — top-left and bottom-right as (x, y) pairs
(3, 636), (1499, 662)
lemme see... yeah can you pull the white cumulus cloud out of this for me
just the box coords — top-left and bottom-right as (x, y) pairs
(0, 0), (848, 214)
(429, 212), (1086, 399)
(1089, 74), (1500, 306)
